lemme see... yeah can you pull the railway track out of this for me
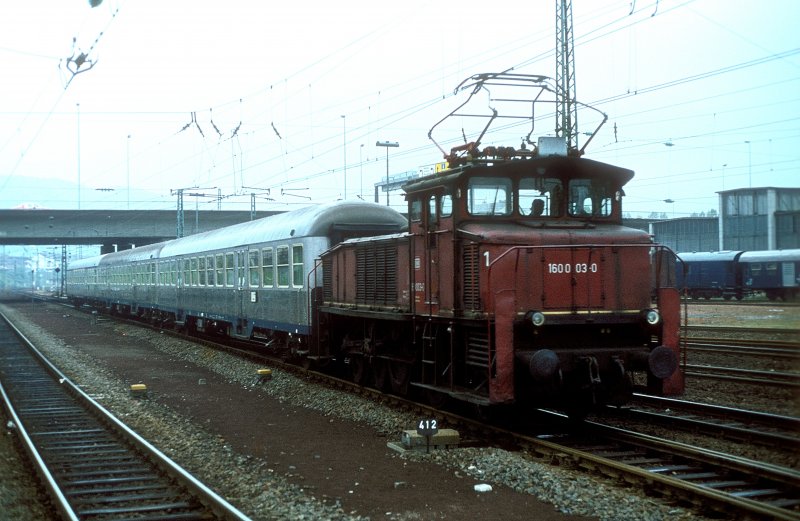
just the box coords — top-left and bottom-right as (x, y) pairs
(0, 310), (250, 521)
(12, 297), (800, 520)
(687, 338), (800, 359)
(686, 299), (800, 307)
(606, 394), (800, 451)
(528, 414), (800, 521)
(685, 325), (800, 342)
(685, 363), (800, 388)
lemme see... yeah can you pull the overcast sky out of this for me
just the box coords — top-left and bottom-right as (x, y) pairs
(1, 0), (798, 218)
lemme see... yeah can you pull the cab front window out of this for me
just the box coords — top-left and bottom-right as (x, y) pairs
(519, 177), (563, 217)
(568, 179), (614, 218)
(467, 176), (511, 216)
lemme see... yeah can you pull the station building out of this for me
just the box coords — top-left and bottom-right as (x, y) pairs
(648, 187), (800, 253)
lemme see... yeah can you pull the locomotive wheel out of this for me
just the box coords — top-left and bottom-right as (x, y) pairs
(389, 361), (410, 395)
(349, 356), (366, 384)
(372, 359), (389, 391)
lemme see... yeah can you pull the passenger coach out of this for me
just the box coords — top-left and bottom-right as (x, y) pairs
(67, 201), (407, 355)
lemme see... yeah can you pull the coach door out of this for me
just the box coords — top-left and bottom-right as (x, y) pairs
(175, 258), (186, 324)
(235, 249), (248, 336)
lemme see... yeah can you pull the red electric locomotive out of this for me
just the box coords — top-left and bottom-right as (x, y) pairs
(314, 73), (684, 412)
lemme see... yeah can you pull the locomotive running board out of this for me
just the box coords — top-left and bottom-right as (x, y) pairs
(410, 382), (492, 406)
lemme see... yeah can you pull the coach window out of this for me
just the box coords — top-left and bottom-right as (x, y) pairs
(198, 257), (206, 285)
(225, 253), (235, 286)
(215, 254), (224, 286)
(206, 255), (214, 286)
(262, 248), (274, 287)
(277, 246), (290, 287)
(467, 176), (512, 216)
(292, 245), (304, 287)
(249, 250), (261, 287)
(237, 251), (246, 287)
(190, 258), (199, 286)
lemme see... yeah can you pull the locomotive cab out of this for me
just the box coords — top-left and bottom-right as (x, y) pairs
(403, 150), (684, 411)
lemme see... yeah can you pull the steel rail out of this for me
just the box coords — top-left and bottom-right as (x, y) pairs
(24, 297), (800, 520)
(685, 364), (800, 388)
(528, 413), (800, 521)
(609, 394), (800, 449)
(0, 310), (251, 521)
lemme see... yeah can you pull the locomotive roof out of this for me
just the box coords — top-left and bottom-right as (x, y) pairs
(739, 249), (800, 263)
(402, 155), (634, 195)
(157, 200), (407, 258)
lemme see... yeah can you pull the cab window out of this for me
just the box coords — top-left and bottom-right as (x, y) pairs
(410, 199), (423, 222)
(468, 176), (512, 216)
(519, 177), (563, 217)
(428, 195), (438, 223)
(568, 179), (614, 217)
(441, 193), (453, 217)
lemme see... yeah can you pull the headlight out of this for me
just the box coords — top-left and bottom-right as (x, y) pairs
(645, 309), (660, 325)
(530, 311), (546, 327)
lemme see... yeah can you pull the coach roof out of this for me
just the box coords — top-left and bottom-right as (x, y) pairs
(677, 251), (745, 263)
(159, 200), (406, 258)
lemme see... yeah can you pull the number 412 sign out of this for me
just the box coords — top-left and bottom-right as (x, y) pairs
(417, 418), (439, 437)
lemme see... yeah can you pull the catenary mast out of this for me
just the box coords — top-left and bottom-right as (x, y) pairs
(555, 0), (578, 152)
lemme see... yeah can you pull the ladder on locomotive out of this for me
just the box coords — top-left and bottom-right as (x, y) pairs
(420, 321), (439, 385)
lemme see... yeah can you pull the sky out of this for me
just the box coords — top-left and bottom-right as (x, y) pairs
(1, 0), (798, 219)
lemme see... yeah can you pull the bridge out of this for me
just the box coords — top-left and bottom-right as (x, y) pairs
(0, 209), (279, 253)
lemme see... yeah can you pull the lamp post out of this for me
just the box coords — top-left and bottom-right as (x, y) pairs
(376, 140), (399, 206)
(76, 103), (81, 209)
(341, 115), (346, 200)
(359, 144), (364, 199)
(126, 134), (131, 209)
(744, 140), (752, 188)
(722, 163), (727, 190)
(663, 198), (675, 218)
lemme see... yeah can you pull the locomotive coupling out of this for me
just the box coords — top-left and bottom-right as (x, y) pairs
(516, 349), (560, 381)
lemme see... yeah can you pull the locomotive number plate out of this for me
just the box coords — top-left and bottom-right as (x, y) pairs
(547, 262), (598, 274)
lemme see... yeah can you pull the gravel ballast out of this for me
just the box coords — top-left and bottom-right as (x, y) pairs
(4, 300), (785, 520)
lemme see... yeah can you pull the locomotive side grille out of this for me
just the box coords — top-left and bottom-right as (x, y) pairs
(322, 258), (333, 300)
(462, 244), (481, 310)
(465, 329), (490, 368)
(356, 244), (397, 305)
